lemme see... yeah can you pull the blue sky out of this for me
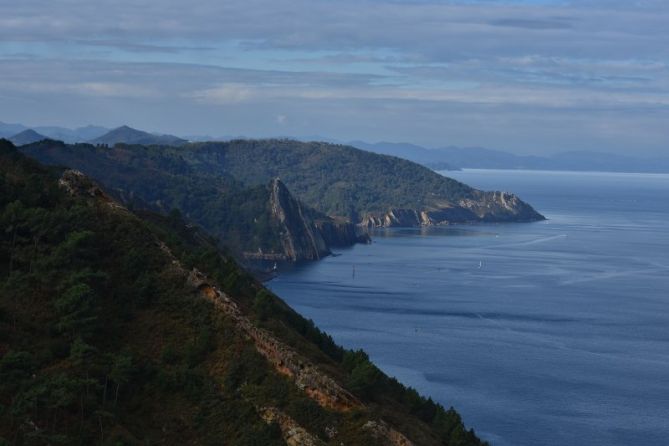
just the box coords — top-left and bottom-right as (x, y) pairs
(0, 0), (667, 154)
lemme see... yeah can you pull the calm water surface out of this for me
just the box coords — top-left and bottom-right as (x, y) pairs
(268, 169), (669, 446)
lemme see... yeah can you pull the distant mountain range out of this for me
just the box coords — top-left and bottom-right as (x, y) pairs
(2, 120), (667, 172)
(0, 121), (109, 143)
(0, 121), (185, 146)
(90, 125), (186, 146)
(349, 141), (669, 174)
(8, 129), (48, 146)
(349, 141), (459, 170)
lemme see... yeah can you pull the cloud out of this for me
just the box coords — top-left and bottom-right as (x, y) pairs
(0, 0), (667, 154)
(75, 40), (215, 54)
(487, 17), (574, 29)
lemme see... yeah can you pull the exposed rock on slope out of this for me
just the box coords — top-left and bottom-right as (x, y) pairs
(260, 407), (326, 446)
(267, 178), (331, 262)
(260, 178), (370, 261)
(361, 191), (543, 228)
(315, 217), (370, 246)
(185, 267), (361, 411)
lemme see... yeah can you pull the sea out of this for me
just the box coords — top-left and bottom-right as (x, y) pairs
(268, 169), (669, 446)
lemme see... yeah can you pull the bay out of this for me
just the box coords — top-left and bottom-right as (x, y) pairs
(268, 169), (669, 446)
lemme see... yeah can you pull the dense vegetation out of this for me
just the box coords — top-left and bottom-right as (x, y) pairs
(1, 139), (487, 445)
(190, 139), (479, 221)
(20, 140), (285, 256)
(22, 138), (484, 224)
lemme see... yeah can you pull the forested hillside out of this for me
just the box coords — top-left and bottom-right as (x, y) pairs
(0, 139), (487, 445)
(22, 138), (543, 230)
(20, 140), (365, 263)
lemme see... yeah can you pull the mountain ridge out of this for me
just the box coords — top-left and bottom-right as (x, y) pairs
(91, 125), (187, 146)
(8, 129), (48, 146)
(350, 141), (669, 174)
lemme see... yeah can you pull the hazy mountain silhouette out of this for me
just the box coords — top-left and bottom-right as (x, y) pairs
(350, 141), (669, 173)
(91, 125), (186, 146)
(9, 129), (48, 146)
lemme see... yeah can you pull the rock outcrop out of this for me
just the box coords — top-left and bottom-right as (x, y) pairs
(59, 169), (128, 213)
(363, 420), (415, 446)
(269, 178), (331, 261)
(245, 179), (368, 262)
(314, 218), (370, 246)
(460, 190), (544, 222)
(259, 407), (326, 446)
(185, 267), (361, 412)
(361, 190), (544, 228)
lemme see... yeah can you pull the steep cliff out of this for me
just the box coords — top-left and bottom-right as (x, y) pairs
(242, 179), (369, 262)
(315, 217), (371, 246)
(266, 178), (331, 262)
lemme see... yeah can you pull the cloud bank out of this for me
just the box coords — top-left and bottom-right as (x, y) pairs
(0, 0), (667, 154)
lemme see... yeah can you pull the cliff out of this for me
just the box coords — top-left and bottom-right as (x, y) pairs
(254, 179), (369, 261)
(361, 191), (544, 228)
(315, 217), (371, 246)
(267, 178), (331, 261)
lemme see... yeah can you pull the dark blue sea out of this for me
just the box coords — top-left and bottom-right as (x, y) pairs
(268, 169), (669, 446)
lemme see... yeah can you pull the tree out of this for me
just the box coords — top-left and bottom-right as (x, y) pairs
(253, 290), (275, 321)
(109, 352), (133, 406)
(53, 283), (98, 337)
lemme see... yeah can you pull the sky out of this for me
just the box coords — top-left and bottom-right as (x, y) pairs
(0, 0), (667, 155)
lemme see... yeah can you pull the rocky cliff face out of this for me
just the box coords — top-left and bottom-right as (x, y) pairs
(246, 179), (368, 262)
(59, 169), (129, 214)
(268, 178), (331, 261)
(361, 190), (544, 228)
(315, 218), (371, 246)
(459, 190), (544, 222)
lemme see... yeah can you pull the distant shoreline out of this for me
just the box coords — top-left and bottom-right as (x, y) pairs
(439, 167), (669, 176)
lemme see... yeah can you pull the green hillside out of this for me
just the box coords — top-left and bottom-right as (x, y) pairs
(22, 138), (543, 232)
(0, 139), (487, 445)
(190, 139), (479, 220)
(19, 140), (350, 261)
